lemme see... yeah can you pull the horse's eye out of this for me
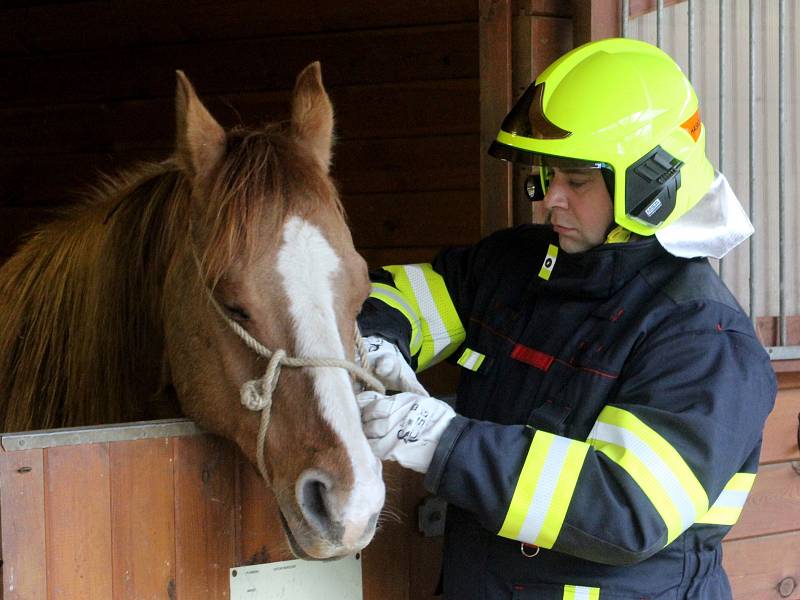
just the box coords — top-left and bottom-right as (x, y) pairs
(223, 303), (251, 322)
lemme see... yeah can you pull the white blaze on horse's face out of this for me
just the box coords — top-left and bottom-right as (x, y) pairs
(276, 216), (385, 552)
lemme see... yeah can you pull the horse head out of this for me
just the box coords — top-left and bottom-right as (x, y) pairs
(162, 64), (385, 559)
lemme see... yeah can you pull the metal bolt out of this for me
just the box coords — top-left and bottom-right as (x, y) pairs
(231, 569), (238, 578)
(778, 577), (796, 598)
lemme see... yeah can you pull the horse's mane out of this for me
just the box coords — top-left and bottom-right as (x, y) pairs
(0, 123), (344, 432)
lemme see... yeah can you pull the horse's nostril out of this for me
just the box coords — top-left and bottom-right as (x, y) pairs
(298, 473), (335, 535)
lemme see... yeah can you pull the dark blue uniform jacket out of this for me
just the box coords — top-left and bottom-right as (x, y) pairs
(358, 225), (776, 600)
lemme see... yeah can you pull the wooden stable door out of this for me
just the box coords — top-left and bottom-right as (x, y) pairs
(0, 422), (441, 600)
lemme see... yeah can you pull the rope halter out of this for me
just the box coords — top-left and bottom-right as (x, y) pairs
(192, 246), (385, 484)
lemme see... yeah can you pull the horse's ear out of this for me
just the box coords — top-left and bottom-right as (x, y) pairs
(175, 70), (226, 182)
(290, 62), (334, 173)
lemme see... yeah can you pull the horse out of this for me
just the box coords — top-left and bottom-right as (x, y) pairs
(0, 63), (386, 560)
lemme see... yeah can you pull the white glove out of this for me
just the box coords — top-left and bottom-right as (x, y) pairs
(361, 336), (428, 395)
(357, 391), (456, 473)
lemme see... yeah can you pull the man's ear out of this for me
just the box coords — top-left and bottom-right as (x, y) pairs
(290, 62), (334, 172)
(174, 70), (226, 182)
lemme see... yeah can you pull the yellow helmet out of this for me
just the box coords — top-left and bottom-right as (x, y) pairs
(489, 37), (715, 236)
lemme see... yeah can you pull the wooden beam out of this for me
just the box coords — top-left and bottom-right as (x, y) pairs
(479, 0), (513, 236)
(571, 0), (621, 46)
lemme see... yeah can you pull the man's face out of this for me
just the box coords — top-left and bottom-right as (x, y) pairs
(543, 167), (614, 254)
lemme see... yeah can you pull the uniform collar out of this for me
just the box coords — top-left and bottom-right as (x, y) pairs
(538, 229), (671, 300)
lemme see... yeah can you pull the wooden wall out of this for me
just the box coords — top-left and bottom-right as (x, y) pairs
(723, 373), (800, 600)
(0, 0), (481, 270)
(0, 432), (440, 599)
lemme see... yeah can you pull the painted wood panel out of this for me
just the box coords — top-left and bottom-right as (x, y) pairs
(0, 0), (478, 56)
(723, 531), (800, 600)
(0, 24), (477, 108)
(760, 387), (800, 464)
(0, 135), (479, 209)
(109, 438), (176, 600)
(236, 457), (293, 566)
(0, 79), (480, 155)
(44, 443), (113, 599)
(173, 435), (237, 600)
(0, 448), (47, 600)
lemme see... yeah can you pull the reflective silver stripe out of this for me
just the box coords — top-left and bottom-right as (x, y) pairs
(517, 435), (573, 543)
(464, 352), (480, 370)
(404, 264), (449, 357)
(573, 587), (591, 600)
(713, 489), (749, 509)
(591, 421), (696, 532)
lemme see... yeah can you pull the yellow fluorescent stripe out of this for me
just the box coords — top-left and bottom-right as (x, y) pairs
(537, 441), (589, 548)
(369, 283), (423, 356)
(726, 472), (756, 492)
(592, 440), (684, 543)
(695, 506), (741, 525)
(538, 244), (559, 280)
(695, 472), (755, 525)
(420, 264), (465, 365)
(457, 348), (487, 371)
(598, 407), (708, 517)
(498, 432), (554, 540)
(456, 349), (472, 367)
(382, 265), (430, 367)
(563, 587), (576, 600)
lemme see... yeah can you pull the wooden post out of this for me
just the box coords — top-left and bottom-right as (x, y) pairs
(479, 0), (513, 236)
(571, 0), (622, 45)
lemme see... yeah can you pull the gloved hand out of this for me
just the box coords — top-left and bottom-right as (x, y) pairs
(361, 336), (428, 395)
(357, 390), (456, 473)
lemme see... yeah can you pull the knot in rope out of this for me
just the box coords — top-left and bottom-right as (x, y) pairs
(241, 348), (286, 411)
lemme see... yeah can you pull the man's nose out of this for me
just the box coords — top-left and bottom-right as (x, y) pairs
(543, 182), (568, 210)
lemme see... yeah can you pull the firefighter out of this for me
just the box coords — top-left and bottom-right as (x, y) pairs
(356, 38), (777, 599)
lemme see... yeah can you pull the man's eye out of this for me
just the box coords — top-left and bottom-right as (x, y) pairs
(569, 178), (589, 188)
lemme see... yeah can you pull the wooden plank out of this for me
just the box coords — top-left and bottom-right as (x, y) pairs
(0, 448), (47, 600)
(629, 0), (686, 20)
(0, 150), (159, 208)
(723, 531), (800, 599)
(174, 435), (237, 600)
(334, 135), (479, 195)
(479, 0), (513, 236)
(236, 457), (294, 566)
(44, 443), (113, 600)
(109, 438), (176, 600)
(0, 0), (478, 57)
(406, 473), (445, 600)
(346, 190), (481, 249)
(760, 387), (800, 464)
(514, 0), (573, 18)
(0, 134), (478, 208)
(0, 24), (478, 107)
(362, 462), (411, 600)
(0, 79), (480, 156)
(725, 462), (800, 541)
(358, 247), (443, 270)
(777, 371), (800, 390)
(571, 0), (621, 45)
